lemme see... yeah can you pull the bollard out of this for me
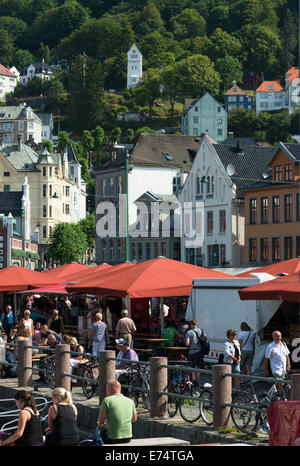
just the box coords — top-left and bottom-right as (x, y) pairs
(212, 364), (232, 429)
(18, 340), (32, 388)
(98, 350), (116, 407)
(291, 373), (300, 401)
(55, 344), (71, 392)
(150, 356), (168, 417)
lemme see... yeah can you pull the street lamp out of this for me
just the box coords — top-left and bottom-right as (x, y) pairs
(52, 193), (59, 199)
(125, 149), (130, 262)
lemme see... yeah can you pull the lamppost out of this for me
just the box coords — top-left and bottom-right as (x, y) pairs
(125, 149), (130, 261)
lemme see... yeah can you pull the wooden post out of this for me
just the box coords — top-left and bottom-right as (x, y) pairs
(18, 339), (32, 388)
(150, 356), (168, 417)
(55, 344), (71, 391)
(98, 350), (116, 407)
(212, 364), (232, 429)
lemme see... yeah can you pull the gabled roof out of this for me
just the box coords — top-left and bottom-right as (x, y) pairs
(0, 192), (22, 216)
(36, 148), (55, 165)
(184, 92), (225, 112)
(36, 113), (53, 126)
(0, 143), (40, 171)
(285, 67), (299, 82)
(213, 143), (275, 197)
(128, 133), (203, 171)
(0, 105), (40, 122)
(225, 85), (248, 96)
(0, 64), (17, 78)
(256, 81), (284, 92)
(272, 142), (300, 162)
(223, 137), (258, 147)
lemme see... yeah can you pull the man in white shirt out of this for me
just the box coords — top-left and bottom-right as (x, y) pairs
(264, 330), (290, 390)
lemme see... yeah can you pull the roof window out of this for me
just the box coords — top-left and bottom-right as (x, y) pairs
(162, 153), (174, 161)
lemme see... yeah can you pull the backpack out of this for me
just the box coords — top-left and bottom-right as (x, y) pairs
(192, 328), (210, 356)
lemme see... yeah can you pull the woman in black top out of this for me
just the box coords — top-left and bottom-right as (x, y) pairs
(45, 387), (80, 446)
(0, 390), (43, 446)
(47, 310), (64, 337)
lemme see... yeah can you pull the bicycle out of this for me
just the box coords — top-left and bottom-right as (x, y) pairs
(118, 365), (150, 411)
(230, 380), (288, 433)
(79, 360), (99, 400)
(42, 355), (56, 389)
(199, 384), (213, 426)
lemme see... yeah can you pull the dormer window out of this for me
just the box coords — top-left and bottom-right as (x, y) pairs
(268, 84), (274, 90)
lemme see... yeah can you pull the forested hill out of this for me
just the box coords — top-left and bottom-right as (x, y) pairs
(0, 0), (299, 90)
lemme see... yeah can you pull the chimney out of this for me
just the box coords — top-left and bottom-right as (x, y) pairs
(228, 132), (234, 139)
(236, 140), (244, 154)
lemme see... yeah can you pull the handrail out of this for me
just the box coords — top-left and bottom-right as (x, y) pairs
(222, 372), (291, 385)
(107, 357), (150, 367)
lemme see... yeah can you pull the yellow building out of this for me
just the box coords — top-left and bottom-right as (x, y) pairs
(0, 141), (86, 264)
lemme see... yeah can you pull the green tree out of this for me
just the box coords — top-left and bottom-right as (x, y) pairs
(57, 130), (71, 151)
(215, 56), (243, 90)
(0, 29), (15, 65)
(133, 68), (162, 118)
(176, 54), (221, 98)
(92, 126), (105, 157)
(78, 213), (96, 263)
(81, 130), (94, 160)
(281, 8), (298, 69)
(67, 55), (106, 134)
(228, 107), (258, 137)
(208, 28), (243, 61)
(0, 17), (27, 40)
(45, 77), (67, 114)
(42, 140), (54, 153)
(47, 222), (88, 265)
(111, 127), (122, 142)
(169, 8), (206, 40)
(266, 110), (292, 144)
(13, 49), (35, 71)
(36, 42), (51, 63)
(126, 128), (135, 142)
(161, 64), (183, 117)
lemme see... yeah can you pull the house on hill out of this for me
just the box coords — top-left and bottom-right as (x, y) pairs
(225, 83), (254, 113)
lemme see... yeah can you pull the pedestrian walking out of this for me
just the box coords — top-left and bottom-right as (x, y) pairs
(224, 328), (241, 390)
(115, 310), (136, 349)
(89, 313), (109, 355)
(185, 319), (206, 386)
(264, 330), (290, 391)
(238, 322), (255, 375)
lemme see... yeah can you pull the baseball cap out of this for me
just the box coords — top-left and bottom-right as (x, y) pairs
(115, 338), (129, 346)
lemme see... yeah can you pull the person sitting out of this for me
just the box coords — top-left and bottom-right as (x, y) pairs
(97, 380), (137, 444)
(45, 387), (80, 446)
(33, 322), (42, 346)
(115, 339), (139, 380)
(7, 326), (18, 346)
(0, 390), (43, 446)
(69, 337), (84, 374)
(162, 320), (181, 347)
(39, 325), (61, 346)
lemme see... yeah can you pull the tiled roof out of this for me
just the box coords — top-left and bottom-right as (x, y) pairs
(213, 143), (275, 197)
(223, 137), (258, 146)
(256, 81), (284, 92)
(285, 67), (299, 82)
(0, 143), (39, 171)
(225, 85), (248, 96)
(0, 64), (17, 78)
(280, 142), (300, 161)
(128, 133), (203, 170)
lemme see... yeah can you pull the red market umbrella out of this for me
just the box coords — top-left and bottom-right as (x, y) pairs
(61, 263), (114, 284)
(41, 263), (91, 280)
(66, 262), (135, 291)
(237, 258), (300, 278)
(18, 283), (69, 295)
(238, 272), (300, 302)
(66, 257), (232, 298)
(0, 266), (60, 292)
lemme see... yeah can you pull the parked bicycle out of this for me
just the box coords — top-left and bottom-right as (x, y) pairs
(230, 380), (289, 433)
(166, 365), (202, 423)
(118, 365), (150, 411)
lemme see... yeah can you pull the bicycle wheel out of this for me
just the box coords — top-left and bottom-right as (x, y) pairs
(140, 376), (150, 412)
(231, 392), (257, 433)
(199, 388), (213, 425)
(82, 367), (97, 399)
(166, 382), (179, 417)
(179, 384), (201, 423)
(44, 359), (56, 389)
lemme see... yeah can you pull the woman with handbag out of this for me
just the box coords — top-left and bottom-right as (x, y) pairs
(224, 328), (241, 390)
(238, 322), (255, 376)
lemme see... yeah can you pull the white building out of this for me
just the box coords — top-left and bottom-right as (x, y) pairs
(179, 134), (275, 268)
(36, 113), (53, 141)
(255, 80), (287, 114)
(285, 67), (300, 115)
(0, 65), (18, 102)
(20, 60), (53, 86)
(127, 44), (143, 89)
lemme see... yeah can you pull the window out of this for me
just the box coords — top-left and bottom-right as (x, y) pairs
(207, 211), (213, 233)
(272, 196), (280, 223)
(131, 243), (136, 261)
(284, 237), (293, 260)
(249, 198), (257, 224)
(217, 129), (223, 136)
(3, 185), (10, 192)
(137, 242), (143, 260)
(217, 106), (221, 113)
(146, 242), (151, 260)
(268, 84), (274, 90)
(3, 172), (10, 177)
(194, 106), (198, 112)
(261, 197), (268, 224)
(217, 118), (222, 124)
(297, 193), (300, 221)
(193, 116), (198, 124)
(219, 210), (226, 232)
(186, 247), (195, 264)
(249, 238), (257, 262)
(49, 185), (52, 197)
(109, 240), (114, 261)
(261, 238), (269, 262)
(117, 240), (122, 261)
(19, 122), (24, 130)
(155, 242), (160, 257)
(43, 205), (46, 217)
(116, 175), (122, 195)
(49, 226), (52, 237)
(43, 184), (47, 197)
(220, 244), (226, 266)
(49, 205), (52, 218)
(284, 164), (292, 181)
(65, 186), (70, 196)
(272, 238), (280, 261)
(284, 194), (292, 222)
(296, 237), (300, 258)
(43, 167), (47, 176)
(65, 204), (70, 215)
(274, 165), (282, 181)
(162, 242), (166, 257)
(207, 245), (214, 267)
(101, 240), (106, 262)
(108, 177), (114, 196)
(49, 167), (52, 177)
(43, 226), (47, 238)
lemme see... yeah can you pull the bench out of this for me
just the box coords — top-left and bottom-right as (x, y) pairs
(107, 437), (190, 446)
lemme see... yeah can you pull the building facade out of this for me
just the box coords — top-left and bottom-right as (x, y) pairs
(0, 65), (18, 102)
(127, 44), (143, 89)
(0, 104), (42, 144)
(20, 60), (53, 86)
(179, 135), (275, 268)
(36, 113), (53, 142)
(95, 134), (203, 264)
(0, 142), (86, 264)
(182, 92), (227, 143)
(225, 83), (254, 112)
(255, 81), (287, 114)
(244, 142), (300, 265)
